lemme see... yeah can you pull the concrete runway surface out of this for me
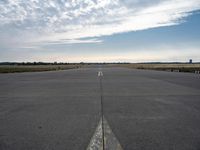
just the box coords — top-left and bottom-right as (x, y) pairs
(0, 67), (200, 150)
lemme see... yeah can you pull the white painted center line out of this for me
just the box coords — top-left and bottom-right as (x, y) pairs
(103, 117), (123, 150)
(87, 117), (123, 150)
(87, 119), (103, 150)
(98, 71), (103, 77)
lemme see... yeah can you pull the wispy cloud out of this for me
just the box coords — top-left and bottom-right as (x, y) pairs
(0, 0), (200, 47)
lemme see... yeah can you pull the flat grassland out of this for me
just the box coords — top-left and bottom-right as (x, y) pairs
(1, 63), (200, 73)
(0, 64), (82, 73)
(115, 63), (200, 73)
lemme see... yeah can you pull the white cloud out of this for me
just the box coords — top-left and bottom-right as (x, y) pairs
(0, 0), (200, 46)
(39, 38), (103, 45)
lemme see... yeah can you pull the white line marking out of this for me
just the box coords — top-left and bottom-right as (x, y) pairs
(87, 117), (123, 150)
(103, 117), (123, 150)
(98, 71), (103, 77)
(87, 119), (103, 150)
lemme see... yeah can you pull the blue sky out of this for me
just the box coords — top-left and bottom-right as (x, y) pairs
(0, 0), (200, 62)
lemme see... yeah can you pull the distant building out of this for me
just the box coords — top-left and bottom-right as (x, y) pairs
(189, 59), (193, 64)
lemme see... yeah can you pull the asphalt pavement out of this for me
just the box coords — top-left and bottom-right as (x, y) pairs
(0, 67), (200, 150)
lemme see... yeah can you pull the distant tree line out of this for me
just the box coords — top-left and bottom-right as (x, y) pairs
(0, 62), (70, 65)
(0, 62), (131, 65)
(1, 62), (199, 66)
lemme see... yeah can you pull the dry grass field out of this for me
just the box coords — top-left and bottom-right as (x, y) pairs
(114, 63), (200, 73)
(0, 64), (82, 73)
(1, 63), (200, 74)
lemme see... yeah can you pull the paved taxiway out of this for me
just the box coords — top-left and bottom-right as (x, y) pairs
(0, 67), (200, 150)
